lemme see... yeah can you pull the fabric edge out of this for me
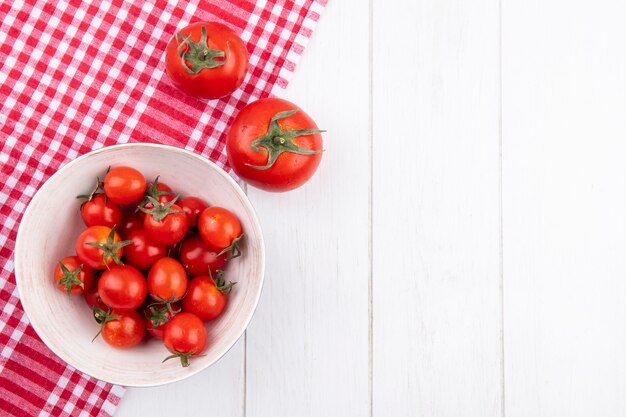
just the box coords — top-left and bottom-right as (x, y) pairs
(270, 0), (328, 95)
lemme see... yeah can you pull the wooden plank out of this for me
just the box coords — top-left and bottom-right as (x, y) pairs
(502, 1), (626, 415)
(244, 0), (371, 415)
(115, 331), (245, 417)
(371, 0), (502, 415)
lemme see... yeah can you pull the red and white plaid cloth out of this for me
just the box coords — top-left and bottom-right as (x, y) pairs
(0, 0), (325, 415)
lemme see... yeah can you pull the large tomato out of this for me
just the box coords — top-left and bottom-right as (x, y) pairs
(182, 272), (234, 321)
(98, 265), (147, 310)
(80, 193), (123, 228)
(93, 308), (145, 349)
(54, 256), (94, 296)
(197, 206), (242, 259)
(75, 226), (132, 270)
(124, 229), (167, 271)
(165, 21), (248, 99)
(103, 166), (147, 205)
(162, 312), (207, 367)
(179, 235), (226, 277)
(226, 98), (324, 192)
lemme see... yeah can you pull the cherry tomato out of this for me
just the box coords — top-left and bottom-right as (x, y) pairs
(53, 256), (94, 296)
(80, 193), (123, 228)
(198, 206), (242, 258)
(119, 211), (144, 239)
(84, 277), (108, 310)
(162, 312), (207, 367)
(165, 22), (248, 100)
(143, 302), (179, 340)
(124, 229), (168, 271)
(226, 98), (324, 192)
(98, 265), (147, 310)
(142, 177), (175, 205)
(179, 235), (226, 277)
(103, 166), (147, 205)
(167, 240), (183, 260)
(182, 273), (234, 321)
(143, 202), (188, 246)
(75, 226), (131, 270)
(94, 308), (145, 349)
(147, 257), (188, 303)
(179, 196), (208, 228)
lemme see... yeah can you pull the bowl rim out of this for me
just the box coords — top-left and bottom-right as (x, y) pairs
(14, 143), (265, 387)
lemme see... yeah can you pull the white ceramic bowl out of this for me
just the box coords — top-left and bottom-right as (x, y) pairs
(14, 143), (264, 387)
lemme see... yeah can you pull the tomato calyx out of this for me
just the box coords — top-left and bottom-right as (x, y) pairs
(76, 177), (104, 204)
(91, 306), (121, 342)
(245, 109), (325, 170)
(211, 269), (236, 294)
(176, 26), (230, 74)
(56, 261), (85, 296)
(139, 196), (182, 222)
(145, 304), (172, 330)
(137, 176), (174, 209)
(162, 347), (204, 368)
(85, 226), (133, 267)
(149, 295), (182, 315)
(217, 234), (244, 260)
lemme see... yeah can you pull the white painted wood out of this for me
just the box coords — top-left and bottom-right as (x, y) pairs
(502, 1), (626, 416)
(113, 1), (626, 416)
(115, 338), (245, 417)
(244, 0), (371, 415)
(371, 0), (502, 416)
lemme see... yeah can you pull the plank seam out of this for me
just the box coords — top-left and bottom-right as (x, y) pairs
(498, 0), (506, 415)
(367, 0), (374, 415)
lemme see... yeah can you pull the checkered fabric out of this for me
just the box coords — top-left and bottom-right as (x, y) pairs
(0, 0), (326, 415)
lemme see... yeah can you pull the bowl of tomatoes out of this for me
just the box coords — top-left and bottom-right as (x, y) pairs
(14, 143), (264, 386)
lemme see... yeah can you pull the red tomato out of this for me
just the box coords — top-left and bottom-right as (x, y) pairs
(119, 211), (144, 239)
(143, 177), (175, 205)
(103, 166), (147, 205)
(94, 308), (145, 349)
(179, 235), (226, 277)
(179, 196), (208, 228)
(124, 229), (168, 271)
(182, 273), (234, 321)
(75, 226), (131, 270)
(143, 202), (188, 246)
(226, 98), (324, 192)
(84, 277), (108, 310)
(198, 206), (242, 258)
(162, 312), (207, 367)
(165, 21), (248, 99)
(53, 256), (94, 296)
(143, 302), (179, 340)
(147, 257), (188, 303)
(80, 193), (123, 228)
(98, 265), (147, 310)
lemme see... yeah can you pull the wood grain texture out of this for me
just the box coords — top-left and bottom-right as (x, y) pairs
(371, 0), (502, 416)
(243, 0), (371, 415)
(115, 339), (245, 417)
(502, 1), (626, 416)
(114, 1), (626, 416)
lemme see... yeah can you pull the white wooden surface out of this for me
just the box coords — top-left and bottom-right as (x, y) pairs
(372, 0), (502, 415)
(117, 0), (626, 415)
